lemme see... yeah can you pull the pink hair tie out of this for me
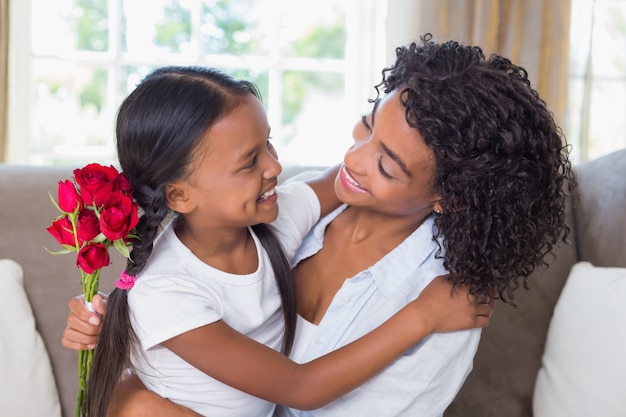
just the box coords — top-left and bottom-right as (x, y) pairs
(116, 271), (136, 290)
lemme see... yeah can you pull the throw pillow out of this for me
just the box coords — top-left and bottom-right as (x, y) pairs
(533, 262), (626, 417)
(0, 259), (62, 417)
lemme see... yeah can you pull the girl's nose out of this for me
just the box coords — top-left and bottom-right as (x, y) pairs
(263, 151), (282, 179)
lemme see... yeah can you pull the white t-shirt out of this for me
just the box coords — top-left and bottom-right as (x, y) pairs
(128, 181), (320, 417)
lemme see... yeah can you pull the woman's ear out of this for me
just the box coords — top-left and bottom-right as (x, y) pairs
(165, 182), (194, 213)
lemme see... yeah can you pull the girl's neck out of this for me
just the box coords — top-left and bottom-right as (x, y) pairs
(174, 218), (258, 274)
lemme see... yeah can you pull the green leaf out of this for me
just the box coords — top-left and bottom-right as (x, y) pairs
(113, 238), (131, 259)
(45, 246), (75, 255)
(92, 233), (107, 243)
(48, 192), (62, 212)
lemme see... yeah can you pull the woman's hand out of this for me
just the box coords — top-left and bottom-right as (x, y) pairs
(414, 275), (494, 334)
(61, 293), (107, 350)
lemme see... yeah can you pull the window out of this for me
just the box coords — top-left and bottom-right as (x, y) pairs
(8, 0), (381, 166)
(566, 0), (626, 163)
(11, 1), (623, 167)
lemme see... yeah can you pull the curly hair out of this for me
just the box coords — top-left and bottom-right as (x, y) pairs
(376, 34), (577, 303)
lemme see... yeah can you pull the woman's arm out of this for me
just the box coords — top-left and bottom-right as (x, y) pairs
(162, 276), (492, 410)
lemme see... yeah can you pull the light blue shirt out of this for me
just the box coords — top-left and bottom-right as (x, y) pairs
(276, 204), (481, 417)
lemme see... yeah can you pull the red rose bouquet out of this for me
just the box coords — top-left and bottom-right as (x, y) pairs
(46, 163), (139, 417)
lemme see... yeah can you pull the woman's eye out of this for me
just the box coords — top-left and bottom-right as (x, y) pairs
(377, 156), (393, 179)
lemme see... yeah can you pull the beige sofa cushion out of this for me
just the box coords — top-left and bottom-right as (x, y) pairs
(533, 262), (626, 417)
(0, 259), (62, 417)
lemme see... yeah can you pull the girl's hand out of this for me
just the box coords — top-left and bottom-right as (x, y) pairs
(61, 293), (107, 350)
(414, 275), (494, 334)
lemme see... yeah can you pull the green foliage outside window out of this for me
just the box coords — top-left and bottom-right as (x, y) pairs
(68, 0), (347, 146)
(79, 68), (107, 113)
(155, 1), (191, 53)
(202, 0), (261, 55)
(281, 22), (345, 126)
(74, 0), (108, 51)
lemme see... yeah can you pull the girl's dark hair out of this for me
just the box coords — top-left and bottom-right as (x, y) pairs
(86, 66), (296, 417)
(376, 34), (577, 303)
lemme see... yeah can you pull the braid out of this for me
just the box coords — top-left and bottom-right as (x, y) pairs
(86, 184), (171, 417)
(126, 185), (171, 276)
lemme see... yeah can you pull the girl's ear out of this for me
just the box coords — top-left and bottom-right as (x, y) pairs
(165, 182), (194, 213)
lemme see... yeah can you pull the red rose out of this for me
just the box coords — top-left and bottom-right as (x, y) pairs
(58, 180), (83, 213)
(76, 243), (110, 274)
(99, 191), (139, 241)
(74, 163), (120, 207)
(47, 217), (76, 247)
(115, 173), (134, 196)
(76, 209), (101, 245)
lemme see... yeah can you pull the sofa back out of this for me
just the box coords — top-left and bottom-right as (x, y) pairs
(572, 149), (626, 266)
(0, 165), (122, 417)
(2, 149), (625, 417)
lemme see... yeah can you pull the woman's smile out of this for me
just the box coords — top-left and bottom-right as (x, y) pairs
(338, 165), (369, 194)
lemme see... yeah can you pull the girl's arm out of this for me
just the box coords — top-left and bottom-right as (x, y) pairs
(106, 374), (202, 417)
(163, 275), (492, 411)
(62, 278), (493, 415)
(303, 164), (341, 218)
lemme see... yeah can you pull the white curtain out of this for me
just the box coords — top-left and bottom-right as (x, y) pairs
(385, 0), (571, 128)
(0, 0), (8, 162)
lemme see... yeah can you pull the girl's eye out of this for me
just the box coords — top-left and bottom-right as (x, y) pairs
(266, 138), (278, 159)
(243, 156), (258, 169)
(377, 156), (393, 179)
(361, 114), (372, 131)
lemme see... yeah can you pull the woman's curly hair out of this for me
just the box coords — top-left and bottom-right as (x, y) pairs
(377, 34), (577, 303)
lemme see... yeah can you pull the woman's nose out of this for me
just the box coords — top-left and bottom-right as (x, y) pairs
(344, 137), (370, 170)
(351, 120), (369, 144)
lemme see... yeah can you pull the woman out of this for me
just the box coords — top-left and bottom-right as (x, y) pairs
(63, 34), (575, 417)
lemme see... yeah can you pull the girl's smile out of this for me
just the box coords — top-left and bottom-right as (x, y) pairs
(257, 186), (278, 205)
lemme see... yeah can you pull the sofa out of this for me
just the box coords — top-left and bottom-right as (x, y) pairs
(1, 149), (625, 417)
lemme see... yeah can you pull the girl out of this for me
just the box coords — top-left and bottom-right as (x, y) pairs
(84, 66), (492, 417)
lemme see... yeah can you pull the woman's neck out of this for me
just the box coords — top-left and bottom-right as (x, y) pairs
(336, 205), (431, 245)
